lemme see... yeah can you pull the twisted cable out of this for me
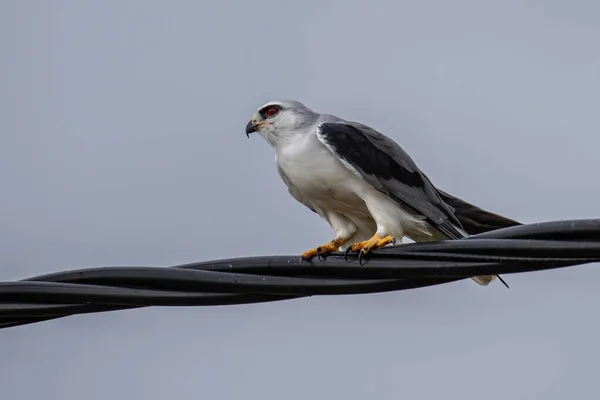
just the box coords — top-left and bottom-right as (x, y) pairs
(1, 219), (599, 329)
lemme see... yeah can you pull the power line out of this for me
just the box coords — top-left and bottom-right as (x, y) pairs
(1, 218), (599, 329)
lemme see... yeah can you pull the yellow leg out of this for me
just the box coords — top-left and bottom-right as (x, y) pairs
(301, 238), (348, 260)
(350, 233), (395, 255)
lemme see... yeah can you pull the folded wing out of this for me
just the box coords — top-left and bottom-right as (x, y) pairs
(316, 121), (467, 240)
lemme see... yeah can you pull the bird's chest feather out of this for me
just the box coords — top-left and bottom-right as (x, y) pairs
(276, 135), (358, 200)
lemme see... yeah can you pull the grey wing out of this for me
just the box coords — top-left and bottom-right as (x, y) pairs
(316, 121), (466, 239)
(276, 165), (317, 214)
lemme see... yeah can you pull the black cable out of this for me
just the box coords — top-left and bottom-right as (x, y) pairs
(1, 219), (599, 329)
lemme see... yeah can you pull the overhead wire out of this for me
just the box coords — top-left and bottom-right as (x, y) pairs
(1, 219), (599, 329)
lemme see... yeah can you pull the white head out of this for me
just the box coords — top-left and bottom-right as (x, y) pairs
(245, 100), (319, 147)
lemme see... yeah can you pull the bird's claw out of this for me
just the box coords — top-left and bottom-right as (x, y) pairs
(343, 248), (368, 265)
(342, 234), (395, 264)
(316, 247), (325, 261)
(301, 240), (343, 262)
(344, 247), (353, 262)
(358, 250), (366, 266)
(302, 235), (393, 264)
(344, 247), (366, 264)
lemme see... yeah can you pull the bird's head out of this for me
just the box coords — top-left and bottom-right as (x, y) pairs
(245, 100), (318, 146)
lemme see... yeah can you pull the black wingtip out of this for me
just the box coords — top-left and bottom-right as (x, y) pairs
(497, 275), (510, 289)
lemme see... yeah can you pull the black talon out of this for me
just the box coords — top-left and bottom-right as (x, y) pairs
(344, 247), (353, 262)
(358, 250), (366, 266)
(316, 247), (325, 261)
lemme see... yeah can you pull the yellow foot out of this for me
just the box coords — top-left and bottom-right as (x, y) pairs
(351, 234), (395, 255)
(344, 234), (395, 264)
(301, 239), (345, 261)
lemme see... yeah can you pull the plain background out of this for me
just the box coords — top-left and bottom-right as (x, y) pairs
(2, 1), (600, 399)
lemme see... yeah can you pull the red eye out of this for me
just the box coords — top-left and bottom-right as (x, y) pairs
(267, 107), (279, 117)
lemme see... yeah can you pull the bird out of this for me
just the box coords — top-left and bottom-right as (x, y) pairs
(245, 100), (521, 286)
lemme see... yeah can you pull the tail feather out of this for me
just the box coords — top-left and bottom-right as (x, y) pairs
(436, 189), (522, 235)
(436, 189), (521, 287)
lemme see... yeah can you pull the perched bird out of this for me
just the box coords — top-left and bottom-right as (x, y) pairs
(245, 100), (520, 286)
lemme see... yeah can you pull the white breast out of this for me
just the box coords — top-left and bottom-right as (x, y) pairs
(275, 132), (367, 211)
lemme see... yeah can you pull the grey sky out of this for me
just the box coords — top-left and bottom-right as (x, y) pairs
(1, 0), (600, 399)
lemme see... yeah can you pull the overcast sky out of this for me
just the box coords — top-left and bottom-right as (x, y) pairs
(2, 1), (600, 399)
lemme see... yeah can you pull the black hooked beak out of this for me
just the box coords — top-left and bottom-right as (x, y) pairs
(245, 120), (257, 138)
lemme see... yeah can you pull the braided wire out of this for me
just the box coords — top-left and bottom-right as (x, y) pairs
(1, 219), (599, 329)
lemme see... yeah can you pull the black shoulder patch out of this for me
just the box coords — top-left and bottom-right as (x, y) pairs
(318, 123), (426, 189)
